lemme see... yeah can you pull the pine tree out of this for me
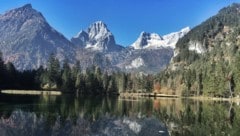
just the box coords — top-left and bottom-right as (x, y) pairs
(47, 54), (61, 89)
(0, 52), (5, 88)
(61, 59), (74, 92)
(102, 72), (109, 94)
(75, 73), (82, 91)
(5, 62), (17, 87)
(107, 76), (117, 94)
(72, 61), (81, 82)
(233, 52), (240, 95)
(116, 73), (127, 93)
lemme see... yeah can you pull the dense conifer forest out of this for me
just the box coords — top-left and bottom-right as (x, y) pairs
(156, 3), (240, 97)
(0, 52), (153, 94)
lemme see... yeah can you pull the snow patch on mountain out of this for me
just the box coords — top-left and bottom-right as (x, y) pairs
(125, 57), (145, 69)
(130, 32), (165, 49)
(163, 27), (190, 48)
(188, 41), (206, 54)
(72, 21), (123, 52)
(130, 27), (190, 49)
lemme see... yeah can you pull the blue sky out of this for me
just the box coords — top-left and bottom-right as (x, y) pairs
(0, 0), (240, 46)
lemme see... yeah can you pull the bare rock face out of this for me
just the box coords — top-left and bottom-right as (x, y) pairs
(130, 27), (190, 49)
(0, 4), (185, 73)
(71, 30), (89, 48)
(72, 22), (181, 73)
(0, 4), (75, 70)
(72, 21), (123, 52)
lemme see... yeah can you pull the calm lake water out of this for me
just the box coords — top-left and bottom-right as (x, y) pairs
(0, 94), (239, 136)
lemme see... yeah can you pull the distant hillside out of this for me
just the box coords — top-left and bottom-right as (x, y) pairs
(157, 3), (240, 97)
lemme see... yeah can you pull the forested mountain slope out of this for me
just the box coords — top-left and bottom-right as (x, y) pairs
(157, 3), (240, 97)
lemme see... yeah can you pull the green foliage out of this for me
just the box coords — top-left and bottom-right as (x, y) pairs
(158, 4), (240, 97)
(61, 59), (75, 92)
(0, 51), (156, 95)
(174, 3), (240, 64)
(0, 52), (40, 90)
(47, 53), (61, 88)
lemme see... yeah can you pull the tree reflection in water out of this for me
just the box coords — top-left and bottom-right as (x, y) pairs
(0, 94), (239, 136)
(0, 94), (168, 136)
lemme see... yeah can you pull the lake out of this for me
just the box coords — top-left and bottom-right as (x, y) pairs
(0, 94), (239, 136)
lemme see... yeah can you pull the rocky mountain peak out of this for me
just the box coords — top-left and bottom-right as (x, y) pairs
(75, 30), (88, 38)
(11, 4), (33, 13)
(139, 31), (149, 37)
(71, 30), (89, 48)
(72, 21), (123, 52)
(0, 4), (46, 35)
(78, 30), (89, 40)
(131, 32), (164, 49)
(0, 4), (74, 70)
(139, 31), (163, 40)
(4, 4), (44, 20)
(87, 21), (111, 40)
(21, 3), (32, 9)
(131, 27), (190, 50)
(140, 32), (163, 40)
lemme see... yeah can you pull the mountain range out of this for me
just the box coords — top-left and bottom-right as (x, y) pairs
(0, 4), (190, 73)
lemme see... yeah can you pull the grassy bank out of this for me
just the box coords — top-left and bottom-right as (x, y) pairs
(188, 96), (240, 102)
(119, 92), (179, 98)
(119, 92), (240, 103)
(1, 90), (62, 95)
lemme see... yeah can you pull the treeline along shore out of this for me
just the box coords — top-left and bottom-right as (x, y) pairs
(0, 51), (238, 99)
(0, 52), (154, 95)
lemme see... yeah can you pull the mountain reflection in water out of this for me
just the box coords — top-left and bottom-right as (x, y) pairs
(0, 94), (239, 136)
(0, 94), (168, 136)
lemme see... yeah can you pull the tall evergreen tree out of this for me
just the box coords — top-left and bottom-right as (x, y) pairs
(47, 54), (61, 89)
(72, 61), (81, 82)
(61, 59), (75, 92)
(0, 52), (5, 88)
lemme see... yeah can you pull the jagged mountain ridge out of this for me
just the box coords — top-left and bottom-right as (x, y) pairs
(71, 21), (124, 52)
(130, 27), (190, 49)
(0, 4), (75, 69)
(0, 4), (189, 73)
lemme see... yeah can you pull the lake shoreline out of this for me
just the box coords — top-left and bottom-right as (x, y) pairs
(119, 92), (179, 98)
(119, 92), (240, 102)
(2, 90), (240, 102)
(188, 96), (240, 102)
(0, 90), (62, 95)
